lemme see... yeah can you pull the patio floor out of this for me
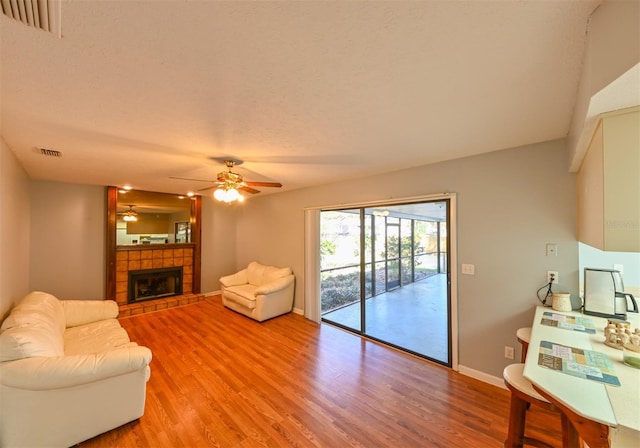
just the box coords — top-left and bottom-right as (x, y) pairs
(321, 273), (449, 364)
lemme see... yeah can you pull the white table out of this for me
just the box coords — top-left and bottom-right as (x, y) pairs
(523, 306), (640, 448)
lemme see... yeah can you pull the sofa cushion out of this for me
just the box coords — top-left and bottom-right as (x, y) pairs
(246, 262), (292, 286)
(62, 299), (119, 328)
(0, 324), (65, 361)
(223, 284), (258, 309)
(64, 319), (132, 355)
(1, 291), (66, 335)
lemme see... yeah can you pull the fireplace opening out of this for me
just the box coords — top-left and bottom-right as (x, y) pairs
(128, 267), (183, 304)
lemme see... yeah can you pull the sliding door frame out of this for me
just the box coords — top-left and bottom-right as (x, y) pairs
(304, 193), (458, 370)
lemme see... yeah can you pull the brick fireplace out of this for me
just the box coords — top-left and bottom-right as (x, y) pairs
(106, 187), (203, 316)
(114, 246), (204, 316)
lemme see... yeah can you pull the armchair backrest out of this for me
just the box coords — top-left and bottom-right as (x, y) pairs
(247, 261), (292, 286)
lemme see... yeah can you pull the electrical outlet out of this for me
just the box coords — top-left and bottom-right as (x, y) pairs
(504, 346), (514, 360)
(547, 271), (558, 284)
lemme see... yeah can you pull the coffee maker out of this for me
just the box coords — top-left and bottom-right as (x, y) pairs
(583, 268), (638, 319)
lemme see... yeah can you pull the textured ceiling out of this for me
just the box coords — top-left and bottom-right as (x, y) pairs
(1, 0), (601, 198)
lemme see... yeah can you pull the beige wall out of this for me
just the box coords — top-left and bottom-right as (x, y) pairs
(0, 139), (31, 318)
(568, 0), (640, 170)
(29, 181), (106, 299)
(1, 136), (577, 380)
(586, 0), (639, 95)
(234, 139), (577, 379)
(200, 195), (238, 294)
(15, 180), (240, 301)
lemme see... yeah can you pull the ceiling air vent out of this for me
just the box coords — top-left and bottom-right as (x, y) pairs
(40, 148), (62, 157)
(1, 0), (61, 37)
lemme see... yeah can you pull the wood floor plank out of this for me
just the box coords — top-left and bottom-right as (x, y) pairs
(77, 297), (562, 447)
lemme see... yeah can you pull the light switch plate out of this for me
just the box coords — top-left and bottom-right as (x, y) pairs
(461, 264), (475, 275)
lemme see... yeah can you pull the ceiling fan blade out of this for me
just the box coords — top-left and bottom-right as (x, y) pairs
(239, 185), (261, 194)
(245, 181), (282, 188)
(169, 176), (215, 183)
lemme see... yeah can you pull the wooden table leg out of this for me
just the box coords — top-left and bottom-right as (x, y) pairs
(535, 386), (609, 448)
(561, 414), (583, 448)
(505, 392), (528, 447)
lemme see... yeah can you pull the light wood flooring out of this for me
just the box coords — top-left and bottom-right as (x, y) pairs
(78, 296), (561, 447)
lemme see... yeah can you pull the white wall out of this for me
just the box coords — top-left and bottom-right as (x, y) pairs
(29, 181), (106, 299)
(233, 139), (577, 378)
(0, 139), (31, 317)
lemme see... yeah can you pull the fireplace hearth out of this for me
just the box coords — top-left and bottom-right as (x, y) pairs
(128, 267), (183, 304)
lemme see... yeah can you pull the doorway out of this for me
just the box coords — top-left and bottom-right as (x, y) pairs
(319, 199), (452, 366)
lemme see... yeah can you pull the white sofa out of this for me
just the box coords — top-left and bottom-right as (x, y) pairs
(0, 291), (152, 448)
(220, 261), (295, 322)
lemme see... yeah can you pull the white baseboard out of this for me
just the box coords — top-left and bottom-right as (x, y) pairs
(458, 365), (506, 389)
(292, 307), (303, 315)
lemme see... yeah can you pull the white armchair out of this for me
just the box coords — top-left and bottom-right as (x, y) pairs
(220, 261), (295, 322)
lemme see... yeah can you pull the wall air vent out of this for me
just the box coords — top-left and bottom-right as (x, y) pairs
(40, 148), (62, 157)
(1, 0), (61, 37)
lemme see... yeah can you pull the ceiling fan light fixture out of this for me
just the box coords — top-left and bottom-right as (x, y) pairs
(214, 188), (226, 201)
(214, 186), (243, 203)
(122, 205), (138, 221)
(226, 188), (239, 202)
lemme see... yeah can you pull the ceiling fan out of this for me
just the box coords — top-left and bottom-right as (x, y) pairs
(171, 159), (283, 195)
(117, 205), (138, 222)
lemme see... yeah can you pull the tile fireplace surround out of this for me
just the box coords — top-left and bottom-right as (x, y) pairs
(115, 246), (204, 317)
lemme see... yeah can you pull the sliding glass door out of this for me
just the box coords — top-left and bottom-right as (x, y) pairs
(320, 200), (451, 366)
(320, 209), (362, 332)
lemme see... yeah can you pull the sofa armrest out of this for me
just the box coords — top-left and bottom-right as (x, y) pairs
(62, 299), (119, 328)
(220, 268), (248, 288)
(255, 275), (295, 296)
(0, 346), (152, 390)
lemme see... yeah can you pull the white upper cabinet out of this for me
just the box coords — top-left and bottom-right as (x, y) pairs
(577, 107), (640, 252)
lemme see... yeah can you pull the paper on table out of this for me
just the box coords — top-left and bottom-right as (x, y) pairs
(538, 340), (621, 387)
(540, 311), (597, 334)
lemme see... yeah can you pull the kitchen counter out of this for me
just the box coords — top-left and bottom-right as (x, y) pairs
(523, 306), (639, 447)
